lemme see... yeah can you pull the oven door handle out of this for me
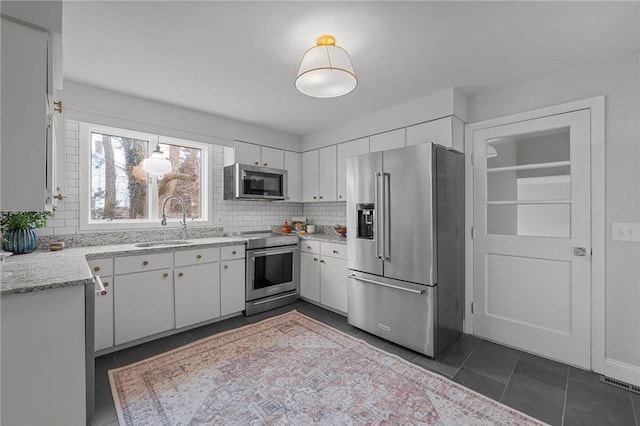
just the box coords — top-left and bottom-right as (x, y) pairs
(251, 247), (297, 257)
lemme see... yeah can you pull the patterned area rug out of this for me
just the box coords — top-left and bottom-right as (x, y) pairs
(109, 311), (546, 425)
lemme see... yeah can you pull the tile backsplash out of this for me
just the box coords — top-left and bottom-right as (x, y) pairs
(37, 120), (346, 247)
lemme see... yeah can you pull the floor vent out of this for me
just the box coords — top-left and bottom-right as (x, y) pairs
(601, 376), (640, 395)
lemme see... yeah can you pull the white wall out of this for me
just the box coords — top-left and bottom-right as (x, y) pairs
(63, 80), (301, 152)
(467, 53), (640, 370)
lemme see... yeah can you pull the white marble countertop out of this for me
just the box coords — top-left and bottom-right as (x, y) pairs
(298, 234), (348, 244)
(0, 237), (245, 295)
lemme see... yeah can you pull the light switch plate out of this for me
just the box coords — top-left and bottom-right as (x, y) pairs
(612, 222), (640, 241)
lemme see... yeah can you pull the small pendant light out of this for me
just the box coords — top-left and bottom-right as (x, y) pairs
(295, 35), (357, 98)
(142, 144), (172, 177)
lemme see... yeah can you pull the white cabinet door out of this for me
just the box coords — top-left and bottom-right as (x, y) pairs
(234, 141), (261, 166)
(284, 151), (302, 202)
(406, 116), (453, 147)
(337, 137), (369, 201)
(300, 252), (320, 302)
(175, 262), (220, 328)
(1, 18), (49, 211)
(261, 146), (284, 169)
(220, 258), (245, 316)
(114, 269), (174, 345)
(94, 275), (114, 351)
(320, 256), (348, 314)
(302, 150), (319, 202)
(370, 129), (405, 153)
(318, 145), (337, 201)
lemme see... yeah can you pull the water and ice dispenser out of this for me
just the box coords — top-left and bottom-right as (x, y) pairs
(356, 203), (375, 239)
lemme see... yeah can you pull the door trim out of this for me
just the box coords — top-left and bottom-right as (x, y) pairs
(464, 95), (605, 373)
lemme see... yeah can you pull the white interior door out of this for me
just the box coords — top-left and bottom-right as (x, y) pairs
(473, 109), (591, 369)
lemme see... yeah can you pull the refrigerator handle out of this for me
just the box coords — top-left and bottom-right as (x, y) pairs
(383, 172), (391, 260)
(374, 172), (383, 260)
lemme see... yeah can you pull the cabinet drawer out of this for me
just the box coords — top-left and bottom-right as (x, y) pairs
(221, 245), (245, 261)
(174, 247), (220, 267)
(87, 258), (113, 276)
(300, 240), (320, 254)
(321, 242), (347, 259)
(115, 252), (173, 275)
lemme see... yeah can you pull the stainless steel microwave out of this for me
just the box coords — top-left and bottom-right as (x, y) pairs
(223, 163), (288, 200)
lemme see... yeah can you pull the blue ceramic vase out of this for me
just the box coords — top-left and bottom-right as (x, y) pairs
(3, 228), (38, 254)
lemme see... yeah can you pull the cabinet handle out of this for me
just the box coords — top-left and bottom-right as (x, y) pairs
(319, 196), (323, 199)
(306, 245), (312, 249)
(54, 100), (63, 113)
(53, 193), (65, 201)
(93, 266), (100, 272)
(263, 163), (268, 166)
(142, 261), (149, 266)
(333, 250), (339, 254)
(254, 161), (259, 165)
(224, 264), (229, 270)
(232, 250), (237, 255)
(103, 281), (109, 287)
(163, 273), (169, 278)
(196, 254), (202, 260)
(178, 272), (184, 277)
(320, 259), (326, 264)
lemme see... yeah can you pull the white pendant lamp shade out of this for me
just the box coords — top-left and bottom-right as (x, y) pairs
(142, 146), (172, 177)
(295, 35), (357, 98)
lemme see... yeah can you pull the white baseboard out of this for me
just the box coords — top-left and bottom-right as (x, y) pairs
(604, 358), (640, 387)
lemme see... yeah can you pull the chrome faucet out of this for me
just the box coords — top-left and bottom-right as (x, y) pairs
(161, 196), (188, 240)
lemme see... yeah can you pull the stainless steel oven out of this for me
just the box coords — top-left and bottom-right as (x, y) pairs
(227, 231), (300, 316)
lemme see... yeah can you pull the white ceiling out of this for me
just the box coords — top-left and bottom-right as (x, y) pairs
(63, 1), (639, 136)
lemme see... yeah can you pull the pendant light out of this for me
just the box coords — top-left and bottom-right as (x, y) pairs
(295, 34), (357, 98)
(142, 144), (172, 177)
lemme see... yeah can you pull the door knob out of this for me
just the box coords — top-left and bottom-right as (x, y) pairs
(573, 247), (587, 256)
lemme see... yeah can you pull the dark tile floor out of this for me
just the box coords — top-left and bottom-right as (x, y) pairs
(92, 300), (639, 426)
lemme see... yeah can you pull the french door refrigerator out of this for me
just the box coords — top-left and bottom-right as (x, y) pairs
(346, 143), (464, 358)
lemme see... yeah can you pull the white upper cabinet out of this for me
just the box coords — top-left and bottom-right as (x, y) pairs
(233, 141), (284, 169)
(302, 150), (319, 202)
(284, 151), (302, 202)
(337, 137), (369, 201)
(318, 146), (337, 202)
(406, 116), (464, 151)
(369, 128), (405, 153)
(260, 146), (284, 169)
(1, 18), (52, 210)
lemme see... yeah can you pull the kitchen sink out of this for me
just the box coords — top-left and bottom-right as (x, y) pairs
(134, 240), (193, 248)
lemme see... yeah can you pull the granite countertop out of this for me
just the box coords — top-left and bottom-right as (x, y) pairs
(0, 237), (245, 296)
(298, 233), (347, 244)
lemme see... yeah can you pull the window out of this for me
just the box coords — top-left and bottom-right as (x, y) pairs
(79, 123), (212, 230)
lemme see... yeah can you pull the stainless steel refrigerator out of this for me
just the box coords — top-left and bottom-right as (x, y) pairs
(346, 143), (464, 358)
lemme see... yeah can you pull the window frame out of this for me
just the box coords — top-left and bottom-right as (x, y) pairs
(79, 122), (213, 231)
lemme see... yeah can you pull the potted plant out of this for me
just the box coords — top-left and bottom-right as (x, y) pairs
(0, 211), (53, 254)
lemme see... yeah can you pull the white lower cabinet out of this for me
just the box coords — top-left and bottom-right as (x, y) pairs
(114, 268), (174, 345)
(300, 240), (347, 314)
(220, 258), (245, 316)
(175, 262), (220, 328)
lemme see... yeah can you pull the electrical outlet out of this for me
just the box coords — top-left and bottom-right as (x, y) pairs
(612, 222), (640, 242)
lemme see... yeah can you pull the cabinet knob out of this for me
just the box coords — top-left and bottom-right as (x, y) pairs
(263, 163), (268, 166)
(320, 259), (326, 264)
(224, 264), (229, 270)
(93, 266), (100, 272)
(313, 196), (317, 200)
(163, 273), (169, 278)
(254, 161), (259, 165)
(178, 272), (184, 277)
(142, 260), (149, 266)
(232, 250), (237, 255)
(196, 254), (202, 260)
(103, 281), (109, 287)
(306, 245), (312, 249)
(319, 196), (323, 199)
(339, 195), (343, 199)
(333, 250), (339, 254)
(313, 257), (318, 261)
